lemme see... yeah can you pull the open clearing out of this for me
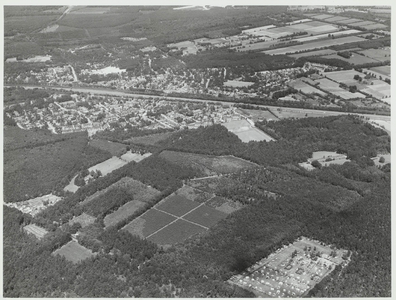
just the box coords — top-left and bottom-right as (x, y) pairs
(228, 236), (350, 298)
(120, 151), (152, 162)
(147, 219), (206, 246)
(88, 156), (127, 176)
(53, 241), (95, 264)
(299, 151), (350, 170)
(357, 48), (390, 63)
(371, 153), (391, 167)
(361, 80), (391, 100)
(324, 70), (366, 86)
(224, 80), (255, 88)
(222, 119), (275, 142)
(368, 65), (391, 77)
(159, 150), (258, 175)
(104, 200), (147, 228)
(23, 224), (48, 240)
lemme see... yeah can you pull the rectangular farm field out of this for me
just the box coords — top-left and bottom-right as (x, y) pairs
(147, 219), (206, 246)
(123, 209), (176, 238)
(156, 195), (200, 217)
(206, 196), (243, 214)
(184, 204), (228, 227)
(53, 241), (94, 264)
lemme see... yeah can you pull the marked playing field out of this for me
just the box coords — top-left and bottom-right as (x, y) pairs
(156, 195), (200, 217)
(53, 241), (95, 264)
(147, 219), (206, 246)
(23, 224), (48, 240)
(183, 204), (228, 227)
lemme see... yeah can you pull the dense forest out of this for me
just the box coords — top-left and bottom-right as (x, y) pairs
(3, 114), (391, 297)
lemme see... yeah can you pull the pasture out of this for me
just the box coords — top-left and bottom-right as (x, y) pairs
(53, 241), (95, 264)
(324, 70), (366, 86)
(369, 65), (391, 77)
(324, 16), (350, 22)
(23, 224), (48, 240)
(147, 219), (206, 246)
(310, 14), (333, 20)
(90, 139), (127, 156)
(362, 24), (388, 30)
(263, 36), (365, 55)
(228, 237), (349, 298)
(336, 18), (361, 24)
(358, 48), (390, 62)
(315, 78), (365, 99)
(361, 80), (391, 99)
(104, 200), (147, 228)
(288, 79), (328, 96)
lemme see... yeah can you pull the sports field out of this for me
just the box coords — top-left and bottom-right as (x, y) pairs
(183, 204), (228, 227)
(156, 195), (201, 217)
(53, 241), (95, 264)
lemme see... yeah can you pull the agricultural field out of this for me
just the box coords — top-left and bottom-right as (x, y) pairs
(323, 16), (351, 22)
(5, 15), (59, 35)
(289, 49), (337, 58)
(309, 14), (334, 20)
(222, 119), (275, 142)
(352, 20), (377, 27)
(362, 23), (388, 30)
(357, 48), (390, 63)
(53, 241), (95, 264)
(126, 131), (174, 146)
(336, 18), (362, 24)
(123, 209), (176, 238)
(58, 11), (138, 29)
(123, 186), (234, 246)
(147, 219), (206, 246)
(268, 108), (336, 119)
(323, 53), (378, 65)
(4, 194), (62, 216)
(314, 78), (365, 99)
(361, 80), (391, 100)
(104, 200), (147, 228)
(69, 213), (96, 228)
(288, 79), (328, 96)
(90, 139), (127, 156)
(368, 65), (391, 77)
(156, 195), (201, 217)
(229, 237), (350, 298)
(183, 204), (228, 227)
(23, 224), (48, 240)
(243, 109), (279, 122)
(263, 36), (365, 55)
(324, 70), (366, 86)
(159, 150), (258, 175)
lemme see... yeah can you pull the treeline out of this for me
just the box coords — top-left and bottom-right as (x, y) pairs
(35, 154), (198, 227)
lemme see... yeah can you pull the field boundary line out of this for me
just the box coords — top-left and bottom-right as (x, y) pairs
(146, 205), (209, 239)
